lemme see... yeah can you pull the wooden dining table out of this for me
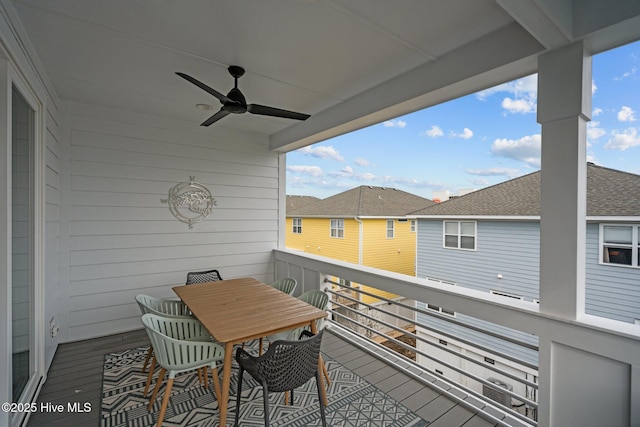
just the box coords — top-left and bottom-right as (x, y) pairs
(173, 277), (328, 426)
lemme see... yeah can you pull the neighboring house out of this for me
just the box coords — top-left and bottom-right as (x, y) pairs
(408, 163), (640, 414)
(286, 186), (434, 304)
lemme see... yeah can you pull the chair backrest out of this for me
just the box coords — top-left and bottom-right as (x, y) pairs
(298, 290), (329, 330)
(141, 313), (219, 370)
(141, 312), (209, 341)
(237, 329), (323, 393)
(270, 277), (297, 295)
(298, 290), (329, 310)
(185, 269), (223, 284)
(135, 294), (191, 318)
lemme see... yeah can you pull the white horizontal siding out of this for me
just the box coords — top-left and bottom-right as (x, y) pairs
(64, 102), (280, 341)
(417, 220), (541, 300)
(44, 98), (63, 369)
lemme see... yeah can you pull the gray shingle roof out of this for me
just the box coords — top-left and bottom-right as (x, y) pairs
(411, 163), (640, 217)
(286, 195), (321, 215)
(288, 186), (435, 217)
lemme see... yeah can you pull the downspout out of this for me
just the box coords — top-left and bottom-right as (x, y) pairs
(354, 217), (363, 265)
(354, 217), (363, 301)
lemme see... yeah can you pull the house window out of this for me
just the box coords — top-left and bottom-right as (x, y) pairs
(424, 279), (456, 316)
(386, 220), (395, 238)
(601, 224), (639, 267)
(444, 221), (476, 250)
(426, 302), (455, 316)
(410, 220), (416, 232)
(330, 219), (344, 238)
(292, 218), (302, 234)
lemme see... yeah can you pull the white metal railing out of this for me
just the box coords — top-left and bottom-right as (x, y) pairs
(326, 277), (538, 424)
(274, 248), (640, 427)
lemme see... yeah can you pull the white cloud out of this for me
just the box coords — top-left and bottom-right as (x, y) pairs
(501, 97), (536, 114)
(491, 134), (541, 168)
(355, 158), (370, 167)
(605, 128), (640, 151)
(452, 128), (474, 139)
(383, 119), (407, 128)
(353, 172), (377, 181)
(617, 106), (636, 122)
(476, 74), (537, 100)
(592, 108), (603, 116)
(614, 66), (637, 81)
(470, 178), (490, 186)
(592, 80), (597, 95)
(329, 166), (354, 178)
(476, 75), (537, 115)
(297, 145), (344, 161)
(422, 125), (444, 137)
(465, 167), (521, 178)
(286, 165), (324, 176)
(587, 121), (606, 141)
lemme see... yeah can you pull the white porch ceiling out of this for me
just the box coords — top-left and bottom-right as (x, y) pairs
(7, 0), (640, 150)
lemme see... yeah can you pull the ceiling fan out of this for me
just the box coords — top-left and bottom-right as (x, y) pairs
(176, 66), (310, 126)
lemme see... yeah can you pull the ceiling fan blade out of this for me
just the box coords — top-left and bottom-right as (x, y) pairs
(176, 72), (231, 104)
(247, 104), (310, 121)
(200, 108), (230, 126)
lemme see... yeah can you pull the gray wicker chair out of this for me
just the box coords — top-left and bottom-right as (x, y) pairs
(234, 330), (326, 427)
(185, 268), (223, 284)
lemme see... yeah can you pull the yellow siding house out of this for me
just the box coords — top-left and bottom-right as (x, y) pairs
(286, 187), (434, 303)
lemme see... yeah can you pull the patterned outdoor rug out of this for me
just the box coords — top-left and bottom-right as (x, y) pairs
(100, 344), (429, 426)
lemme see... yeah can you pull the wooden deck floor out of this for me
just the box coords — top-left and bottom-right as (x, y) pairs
(26, 328), (498, 427)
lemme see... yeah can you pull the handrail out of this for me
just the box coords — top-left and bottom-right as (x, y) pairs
(327, 278), (539, 353)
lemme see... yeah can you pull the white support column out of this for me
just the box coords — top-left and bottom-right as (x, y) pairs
(537, 41), (591, 426)
(537, 41), (590, 320)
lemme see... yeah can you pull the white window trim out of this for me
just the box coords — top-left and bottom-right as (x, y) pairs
(330, 218), (344, 239)
(443, 220), (477, 251)
(386, 219), (394, 239)
(598, 223), (639, 268)
(410, 220), (416, 232)
(292, 217), (302, 234)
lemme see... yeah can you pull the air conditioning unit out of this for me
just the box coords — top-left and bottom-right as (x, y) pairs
(483, 377), (513, 407)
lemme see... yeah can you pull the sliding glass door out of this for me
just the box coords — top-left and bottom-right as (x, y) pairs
(11, 85), (35, 405)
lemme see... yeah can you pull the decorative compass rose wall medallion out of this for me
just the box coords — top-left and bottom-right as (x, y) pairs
(161, 176), (216, 229)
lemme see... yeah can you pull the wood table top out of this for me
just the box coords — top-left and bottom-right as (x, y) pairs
(173, 277), (327, 344)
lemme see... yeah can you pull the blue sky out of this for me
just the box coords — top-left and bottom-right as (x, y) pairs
(286, 40), (640, 200)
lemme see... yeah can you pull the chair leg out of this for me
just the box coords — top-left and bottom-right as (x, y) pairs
(156, 377), (174, 427)
(211, 366), (222, 404)
(142, 346), (154, 373)
(315, 372), (327, 427)
(148, 367), (166, 410)
(262, 383), (271, 427)
(320, 355), (331, 386)
(203, 366), (208, 389)
(259, 337), (264, 356)
(234, 367), (245, 427)
(144, 356), (157, 397)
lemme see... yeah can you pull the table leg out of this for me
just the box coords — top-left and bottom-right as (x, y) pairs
(220, 341), (234, 426)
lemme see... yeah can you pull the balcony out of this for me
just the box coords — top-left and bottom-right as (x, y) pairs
(20, 249), (640, 426)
